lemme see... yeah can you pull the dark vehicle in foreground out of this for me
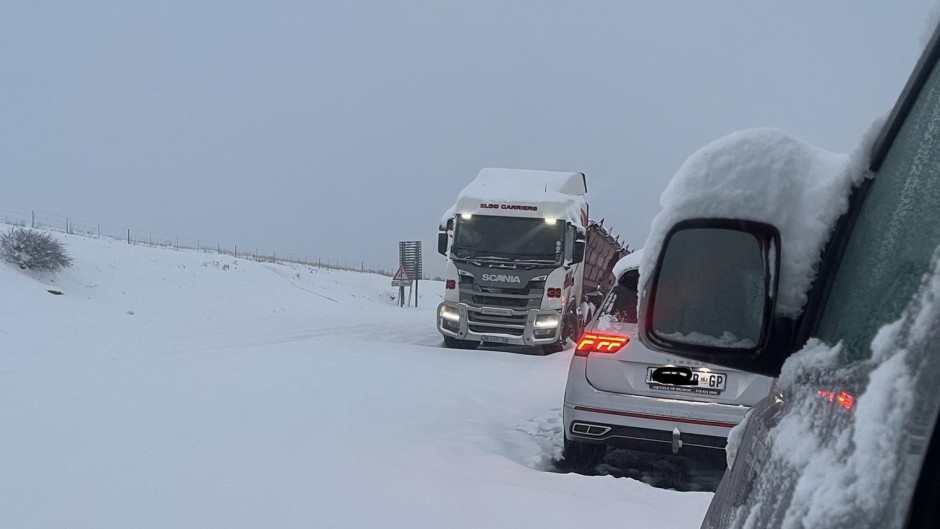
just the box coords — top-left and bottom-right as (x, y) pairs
(638, 21), (940, 529)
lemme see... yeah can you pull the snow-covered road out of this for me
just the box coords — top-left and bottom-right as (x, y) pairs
(1, 232), (712, 528)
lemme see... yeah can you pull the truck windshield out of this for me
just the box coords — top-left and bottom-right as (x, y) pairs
(452, 215), (564, 263)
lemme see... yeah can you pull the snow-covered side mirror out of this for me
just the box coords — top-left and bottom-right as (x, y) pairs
(640, 219), (789, 376)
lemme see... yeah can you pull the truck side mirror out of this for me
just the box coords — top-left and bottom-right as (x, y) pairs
(438, 219), (454, 256)
(437, 231), (448, 256)
(571, 239), (586, 264)
(639, 219), (789, 377)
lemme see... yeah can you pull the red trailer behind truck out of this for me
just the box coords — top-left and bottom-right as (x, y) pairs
(581, 220), (630, 319)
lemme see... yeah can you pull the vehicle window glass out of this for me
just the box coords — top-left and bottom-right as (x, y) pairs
(769, 57), (940, 529)
(815, 60), (940, 360)
(725, 58), (940, 529)
(601, 270), (639, 323)
(564, 225), (575, 262)
(452, 215), (564, 262)
(653, 228), (766, 346)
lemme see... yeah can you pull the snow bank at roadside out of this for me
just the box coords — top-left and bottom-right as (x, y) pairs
(0, 228), (711, 529)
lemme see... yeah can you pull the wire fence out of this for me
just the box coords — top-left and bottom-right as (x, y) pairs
(0, 204), (402, 277)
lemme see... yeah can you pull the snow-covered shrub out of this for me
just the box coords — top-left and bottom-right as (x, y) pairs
(0, 227), (73, 272)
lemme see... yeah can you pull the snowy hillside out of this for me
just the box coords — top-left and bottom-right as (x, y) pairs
(0, 230), (711, 528)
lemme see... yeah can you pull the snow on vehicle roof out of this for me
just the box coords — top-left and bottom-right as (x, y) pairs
(441, 168), (589, 230)
(471, 168), (588, 195)
(613, 249), (643, 279)
(640, 127), (877, 318)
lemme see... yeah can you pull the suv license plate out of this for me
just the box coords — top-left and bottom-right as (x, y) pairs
(646, 367), (728, 393)
(481, 335), (509, 344)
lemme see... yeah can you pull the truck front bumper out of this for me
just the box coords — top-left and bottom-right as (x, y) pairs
(437, 301), (562, 346)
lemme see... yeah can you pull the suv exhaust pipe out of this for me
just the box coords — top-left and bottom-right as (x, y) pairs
(571, 422), (611, 437)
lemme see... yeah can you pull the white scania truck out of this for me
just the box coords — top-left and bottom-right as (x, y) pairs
(436, 168), (625, 354)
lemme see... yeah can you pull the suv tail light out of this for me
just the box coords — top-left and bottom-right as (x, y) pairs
(574, 333), (629, 357)
(817, 389), (854, 410)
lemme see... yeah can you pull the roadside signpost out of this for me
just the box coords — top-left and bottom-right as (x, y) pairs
(391, 264), (412, 307)
(395, 241), (422, 308)
(391, 265), (411, 287)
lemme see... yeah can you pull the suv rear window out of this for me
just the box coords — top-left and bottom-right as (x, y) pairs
(600, 270), (639, 323)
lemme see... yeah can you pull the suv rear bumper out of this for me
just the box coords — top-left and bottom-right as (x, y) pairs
(564, 357), (750, 454)
(566, 419), (728, 455)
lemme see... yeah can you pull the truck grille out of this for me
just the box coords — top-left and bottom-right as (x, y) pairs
(471, 295), (530, 308)
(464, 304), (528, 336)
(458, 279), (544, 309)
(468, 324), (525, 336)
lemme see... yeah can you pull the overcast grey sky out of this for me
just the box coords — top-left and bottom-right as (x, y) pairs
(2, 1), (937, 277)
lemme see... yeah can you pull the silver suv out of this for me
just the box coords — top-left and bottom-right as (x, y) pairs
(561, 251), (774, 472)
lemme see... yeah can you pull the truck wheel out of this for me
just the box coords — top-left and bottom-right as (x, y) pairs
(566, 302), (583, 342)
(443, 336), (479, 350)
(565, 318), (581, 344)
(541, 339), (565, 355)
(563, 436), (606, 473)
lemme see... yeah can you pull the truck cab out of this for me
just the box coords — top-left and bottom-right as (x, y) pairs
(436, 168), (604, 353)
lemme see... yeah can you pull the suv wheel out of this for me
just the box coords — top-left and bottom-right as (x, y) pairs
(562, 436), (606, 473)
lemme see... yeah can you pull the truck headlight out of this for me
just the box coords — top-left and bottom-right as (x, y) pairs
(439, 305), (461, 322)
(534, 314), (560, 328)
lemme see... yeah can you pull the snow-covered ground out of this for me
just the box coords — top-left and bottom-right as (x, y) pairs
(0, 230), (711, 529)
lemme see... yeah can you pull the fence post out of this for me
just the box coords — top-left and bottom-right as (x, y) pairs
(127, 229), (130, 244)
(97, 224), (100, 238)
(234, 244), (237, 258)
(150, 233), (152, 246)
(176, 237), (179, 250)
(31, 211), (35, 228)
